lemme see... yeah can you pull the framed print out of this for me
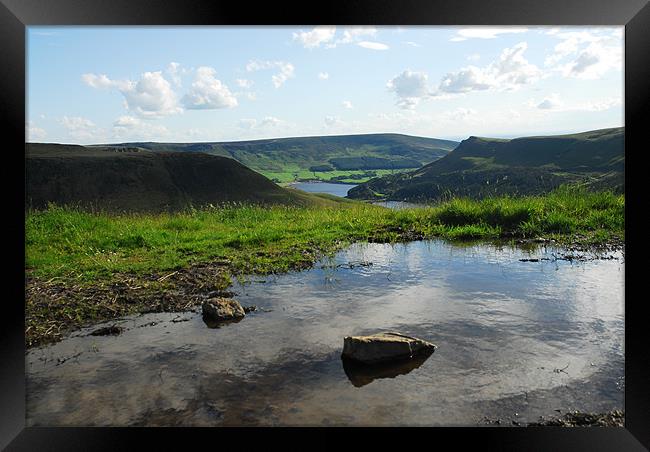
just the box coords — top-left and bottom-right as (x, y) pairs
(2, 0), (648, 449)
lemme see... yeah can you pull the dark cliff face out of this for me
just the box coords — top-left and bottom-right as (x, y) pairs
(25, 144), (304, 212)
(347, 127), (625, 201)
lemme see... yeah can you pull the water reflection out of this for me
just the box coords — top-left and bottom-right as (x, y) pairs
(26, 240), (624, 426)
(289, 182), (356, 198)
(342, 349), (435, 387)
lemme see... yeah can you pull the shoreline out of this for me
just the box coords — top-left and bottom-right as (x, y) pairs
(25, 234), (624, 349)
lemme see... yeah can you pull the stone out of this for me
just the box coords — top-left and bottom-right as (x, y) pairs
(341, 332), (436, 364)
(201, 297), (245, 322)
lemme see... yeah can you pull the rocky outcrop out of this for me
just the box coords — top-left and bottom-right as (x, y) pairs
(341, 332), (436, 364)
(202, 298), (246, 322)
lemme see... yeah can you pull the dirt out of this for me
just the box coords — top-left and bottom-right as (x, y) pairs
(527, 409), (624, 427)
(25, 262), (232, 348)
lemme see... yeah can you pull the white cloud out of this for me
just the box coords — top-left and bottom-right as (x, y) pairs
(81, 73), (114, 89)
(357, 41), (389, 50)
(404, 41), (420, 47)
(342, 100), (353, 109)
(443, 108), (478, 121)
(82, 71), (181, 118)
(563, 43), (621, 79)
(545, 29), (622, 79)
(324, 115), (344, 127)
(236, 79), (253, 88)
(260, 116), (282, 127)
(112, 115), (169, 139)
(438, 66), (492, 93)
(26, 121), (47, 141)
(318, 72), (329, 80)
(166, 62), (185, 87)
(246, 60), (295, 88)
(437, 42), (540, 94)
(467, 53), (481, 61)
(387, 70), (432, 109)
(386, 43), (540, 109)
(237, 116), (286, 131)
(578, 97), (621, 111)
(59, 116), (102, 140)
(535, 94), (564, 110)
(530, 96), (620, 112)
(292, 26), (336, 48)
(182, 66), (238, 109)
(338, 27), (377, 44)
(450, 27), (528, 41)
(237, 118), (257, 130)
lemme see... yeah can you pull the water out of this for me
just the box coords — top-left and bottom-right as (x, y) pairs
(370, 200), (422, 209)
(290, 182), (356, 198)
(26, 240), (624, 426)
(290, 182), (420, 209)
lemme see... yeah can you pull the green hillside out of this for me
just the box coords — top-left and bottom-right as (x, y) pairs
(109, 133), (458, 183)
(348, 128), (624, 201)
(26, 143), (349, 212)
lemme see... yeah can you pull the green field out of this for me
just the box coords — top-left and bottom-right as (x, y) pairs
(26, 187), (624, 280)
(264, 168), (408, 184)
(113, 133), (458, 180)
(25, 187), (624, 347)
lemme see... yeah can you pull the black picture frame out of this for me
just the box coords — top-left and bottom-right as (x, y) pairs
(2, 0), (648, 449)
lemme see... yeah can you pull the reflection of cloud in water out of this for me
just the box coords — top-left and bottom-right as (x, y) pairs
(27, 240), (624, 426)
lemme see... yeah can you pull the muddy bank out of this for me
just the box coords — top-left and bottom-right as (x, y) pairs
(25, 262), (232, 347)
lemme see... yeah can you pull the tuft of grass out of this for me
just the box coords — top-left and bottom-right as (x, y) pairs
(26, 186), (624, 281)
(25, 186), (624, 347)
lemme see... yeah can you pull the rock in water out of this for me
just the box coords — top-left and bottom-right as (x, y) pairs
(202, 298), (246, 322)
(342, 332), (436, 364)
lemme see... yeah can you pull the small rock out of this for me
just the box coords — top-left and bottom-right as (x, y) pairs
(243, 305), (257, 313)
(341, 332), (436, 364)
(202, 298), (245, 322)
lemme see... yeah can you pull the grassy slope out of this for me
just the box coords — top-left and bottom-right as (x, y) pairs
(27, 187), (623, 280)
(110, 133), (459, 182)
(26, 143), (346, 212)
(349, 127), (624, 200)
(25, 187), (624, 347)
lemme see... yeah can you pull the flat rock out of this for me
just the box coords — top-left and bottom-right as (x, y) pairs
(342, 332), (436, 364)
(202, 297), (245, 322)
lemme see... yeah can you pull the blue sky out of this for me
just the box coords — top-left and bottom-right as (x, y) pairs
(26, 26), (623, 144)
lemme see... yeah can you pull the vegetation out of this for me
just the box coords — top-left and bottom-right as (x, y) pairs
(270, 168), (401, 184)
(25, 187), (623, 347)
(110, 133), (458, 183)
(25, 186), (625, 280)
(26, 144), (351, 212)
(349, 127), (624, 201)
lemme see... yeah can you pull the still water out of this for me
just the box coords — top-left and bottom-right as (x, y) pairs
(290, 181), (357, 198)
(26, 240), (624, 426)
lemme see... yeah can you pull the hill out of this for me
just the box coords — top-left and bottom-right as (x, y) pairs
(26, 143), (347, 212)
(347, 128), (624, 201)
(108, 133), (459, 183)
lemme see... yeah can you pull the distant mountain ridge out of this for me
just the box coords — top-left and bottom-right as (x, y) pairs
(347, 127), (624, 201)
(26, 144), (346, 212)
(108, 133), (459, 179)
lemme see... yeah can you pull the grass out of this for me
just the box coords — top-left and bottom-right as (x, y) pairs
(25, 186), (624, 347)
(262, 168), (409, 184)
(26, 186), (623, 280)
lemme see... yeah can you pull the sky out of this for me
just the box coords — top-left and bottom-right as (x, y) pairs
(26, 26), (623, 144)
